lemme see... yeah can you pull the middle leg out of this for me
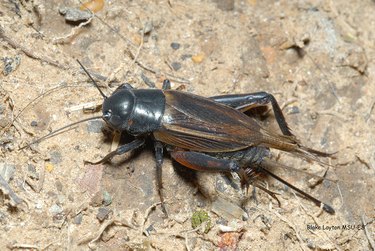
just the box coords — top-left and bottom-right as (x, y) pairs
(170, 150), (240, 173)
(154, 141), (168, 216)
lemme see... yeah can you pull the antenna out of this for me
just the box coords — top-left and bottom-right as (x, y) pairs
(19, 116), (102, 150)
(76, 59), (107, 99)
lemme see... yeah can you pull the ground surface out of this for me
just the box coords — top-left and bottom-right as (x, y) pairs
(0, 0), (374, 250)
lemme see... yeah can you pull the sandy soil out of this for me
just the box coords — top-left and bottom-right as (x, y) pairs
(1, 0), (374, 250)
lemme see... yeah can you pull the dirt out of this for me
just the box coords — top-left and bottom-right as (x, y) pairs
(1, 0), (374, 250)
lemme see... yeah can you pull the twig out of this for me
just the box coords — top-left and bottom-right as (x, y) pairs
(130, 25), (145, 69)
(41, 241), (55, 250)
(0, 27), (68, 69)
(365, 99), (375, 122)
(336, 182), (344, 210)
(9, 243), (39, 250)
(0, 85), (24, 138)
(356, 155), (374, 171)
(53, 17), (93, 44)
(0, 175), (23, 207)
(78, 218), (133, 246)
(126, 48), (156, 73)
(110, 19), (146, 84)
(362, 215), (375, 251)
(0, 83), (90, 137)
(155, 223), (211, 251)
(37, 164), (45, 193)
(65, 101), (101, 113)
(126, 49), (190, 84)
(141, 202), (162, 235)
(185, 232), (191, 251)
(305, 53), (341, 104)
(165, 72), (191, 84)
(317, 111), (347, 121)
(88, 219), (115, 246)
(78, 0), (137, 49)
(180, 225), (207, 251)
(164, 58), (175, 72)
(271, 209), (308, 251)
(141, 73), (155, 87)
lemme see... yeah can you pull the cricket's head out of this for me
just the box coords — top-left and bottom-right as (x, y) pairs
(102, 85), (135, 131)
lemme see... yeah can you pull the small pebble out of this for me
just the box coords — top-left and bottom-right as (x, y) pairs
(181, 54), (193, 60)
(0, 163), (15, 182)
(59, 7), (92, 22)
(47, 190), (57, 198)
(57, 195), (65, 204)
(97, 207), (111, 221)
(27, 164), (39, 179)
(45, 163), (54, 172)
(144, 224), (155, 236)
(49, 204), (63, 215)
(35, 200), (43, 210)
(27, 165), (34, 173)
(216, 179), (227, 193)
(0, 211), (7, 224)
(286, 106), (300, 114)
(214, 0), (234, 11)
(68, 194), (74, 202)
(170, 42), (181, 50)
(310, 112), (318, 120)
(0, 117), (10, 129)
(142, 21), (153, 34)
(87, 120), (103, 133)
(103, 191), (112, 206)
(320, 136), (328, 147)
(212, 197), (247, 221)
(171, 62), (182, 71)
(50, 151), (62, 164)
(195, 198), (206, 208)
(307, 176), (322, 188)
(80, 0), (104, 13)
(1, 56), (21, 76)
(216, 218), (228, 225)
(192, 53), (205, 63)
(3, 136), (14, 152)
(90, 191), (104, 207)
(55, 180), (63, 192)
(74, 213), (83, 225)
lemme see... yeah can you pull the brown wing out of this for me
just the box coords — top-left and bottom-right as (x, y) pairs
(153, 90), (297, 153)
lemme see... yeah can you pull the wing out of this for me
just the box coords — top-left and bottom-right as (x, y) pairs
(153, 90), (295, 152)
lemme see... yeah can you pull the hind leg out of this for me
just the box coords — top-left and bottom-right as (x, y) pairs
(210, 92), (292, 136)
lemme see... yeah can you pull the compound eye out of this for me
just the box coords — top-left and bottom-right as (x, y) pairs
(103, 110), (112, 120)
